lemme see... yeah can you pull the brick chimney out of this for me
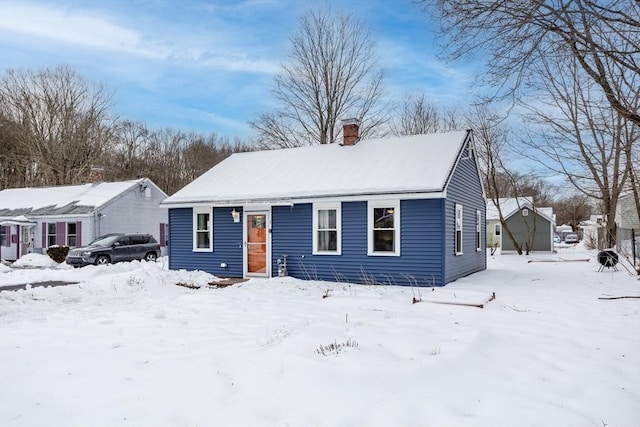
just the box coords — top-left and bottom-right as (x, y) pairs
(90, 167), (104, 184)
(342, 118), (360, 146)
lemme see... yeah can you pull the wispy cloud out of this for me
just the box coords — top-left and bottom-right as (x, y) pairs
(1, 2), (164, 59)
(0, 1), (282, 74)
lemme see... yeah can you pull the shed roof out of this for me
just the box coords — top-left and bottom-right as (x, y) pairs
(487, 197), (555, 224)
(162, 130), (471, 206)
(0, 179), (147, 217)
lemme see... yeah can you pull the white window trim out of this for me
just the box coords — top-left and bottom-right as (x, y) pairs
(67, 222), (77, 247)
(476, 209), (482, 252)
(455, 204), (463, 255)
(368, 200), (401, 257)
(47, 223), (56, 247)
(494, 223), (501, 236)
(312, 202), (341, 255)
(193, 206), (213, 252)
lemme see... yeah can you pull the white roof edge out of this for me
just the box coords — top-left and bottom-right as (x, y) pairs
(442, 130), (486, 199)
(92, 178), (144, 210)
(90, 178), (168, 211)
(160, 191), (447, 208)
(500, 199), (555, 223)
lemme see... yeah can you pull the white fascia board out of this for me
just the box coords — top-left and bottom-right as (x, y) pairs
(292, 191), (445, 204)
(159, 200), (294, 209)
(160, 191), (445, 209)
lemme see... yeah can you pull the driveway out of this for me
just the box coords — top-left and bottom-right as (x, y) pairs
(0, 281), (79, 292)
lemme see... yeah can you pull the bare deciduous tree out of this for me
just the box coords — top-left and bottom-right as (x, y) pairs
(99, 122), (254, 195)
(0, 65), (117, 187)
(391, 94), (460, 135)
(552, 194), (594, 231)
(250, 6), (387, 148)
(110, 120), (149, 179)
(468, 105), (530, 254)
(424, 0), (640, 126)
(519, 54), (638, 247)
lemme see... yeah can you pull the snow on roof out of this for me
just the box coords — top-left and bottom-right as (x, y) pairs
(162, 131), (469, 205)
(487, 197), (555, 224)
(0, 179), (144, 216)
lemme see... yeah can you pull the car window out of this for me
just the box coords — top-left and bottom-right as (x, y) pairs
(116, 236), (131, 246)
(130, 235), (150, 244)
(89, 233), (122, 245)
(91, 235), (121, 246)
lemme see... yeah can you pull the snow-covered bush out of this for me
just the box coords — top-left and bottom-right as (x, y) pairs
(46, 245), (70, 263)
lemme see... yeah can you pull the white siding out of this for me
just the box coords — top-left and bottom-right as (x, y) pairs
(98, 182), (167, 243)
(616, 195), (640, 230)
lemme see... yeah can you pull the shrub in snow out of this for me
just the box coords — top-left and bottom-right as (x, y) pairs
(46, 245), (70, 263)
(316, 338), (358, 356)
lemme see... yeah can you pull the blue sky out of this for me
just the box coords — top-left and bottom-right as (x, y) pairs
(0, 0), (477, 139)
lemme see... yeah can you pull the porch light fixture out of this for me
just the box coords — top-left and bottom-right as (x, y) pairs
(231, 208), (240, 223)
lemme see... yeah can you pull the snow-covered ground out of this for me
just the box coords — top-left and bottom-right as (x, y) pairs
(1, 247), (638, 426)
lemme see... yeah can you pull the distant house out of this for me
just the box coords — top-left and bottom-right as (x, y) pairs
(580, 214), (606, 249)
(0, 178), (168, 261)
(615, 194), (640, 260)
(616, 194), (640, 231)
(160, 123), (486, 286)
(487, 198), (556, 252)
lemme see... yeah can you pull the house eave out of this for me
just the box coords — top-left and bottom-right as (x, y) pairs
(160, 190), (446, 209)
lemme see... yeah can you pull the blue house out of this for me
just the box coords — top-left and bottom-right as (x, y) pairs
(160, 122), (486, 286)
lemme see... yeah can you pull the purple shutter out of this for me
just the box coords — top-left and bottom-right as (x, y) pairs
(56, 222), (65, 245)
(42, 223), (46, 248)
(76, 222), (82, 247)
(159, 223), (166, 247)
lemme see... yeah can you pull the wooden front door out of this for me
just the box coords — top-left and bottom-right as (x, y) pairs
(245, 212), (269, 277)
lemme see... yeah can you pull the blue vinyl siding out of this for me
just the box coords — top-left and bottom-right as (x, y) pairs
(444, 142), (487, 283)
(168, 206), (243, 277)
(272, 199), (445, 286)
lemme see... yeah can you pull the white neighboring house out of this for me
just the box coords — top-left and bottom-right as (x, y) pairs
(486, 197), (556, 252)
(615, 194), (640, 261)
(0, 178), (168, 261)
(579, 214), (605, 249)
(615, 194), (639, 231)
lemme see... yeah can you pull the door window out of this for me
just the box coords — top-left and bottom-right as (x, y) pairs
(247, 214), (267, 275)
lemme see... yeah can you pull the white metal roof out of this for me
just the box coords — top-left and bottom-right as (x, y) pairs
(162, 131), (470, 206)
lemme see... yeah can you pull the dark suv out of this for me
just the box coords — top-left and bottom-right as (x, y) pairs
(66, 233), (160, 267)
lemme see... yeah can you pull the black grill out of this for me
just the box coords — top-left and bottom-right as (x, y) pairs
(597, 250), (619, 272)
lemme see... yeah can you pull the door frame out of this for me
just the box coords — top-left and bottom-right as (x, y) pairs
(243, 209), (271, 278)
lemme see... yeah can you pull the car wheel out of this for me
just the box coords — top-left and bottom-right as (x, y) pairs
(144, 252), (157, 262)
(95, 255), (110, 265)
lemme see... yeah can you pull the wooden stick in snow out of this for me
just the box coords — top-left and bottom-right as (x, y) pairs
(420, 292), (496, 308)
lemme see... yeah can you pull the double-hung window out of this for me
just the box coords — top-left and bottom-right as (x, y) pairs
(476, 210), (481, 251)
(368, 201), (400, 256)
(455, 204), (463, 255)
(47, 223), (57, 247)
(313, 203), (341, 254)
(193, 207), (212, 251)
(67, 223), (77, 247)
(0, 226), (8, 247)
